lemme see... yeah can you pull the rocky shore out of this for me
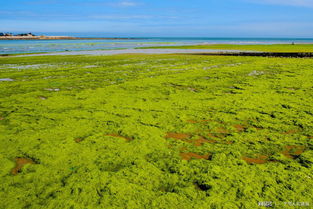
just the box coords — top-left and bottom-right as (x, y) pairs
(0, 35), (74, 40)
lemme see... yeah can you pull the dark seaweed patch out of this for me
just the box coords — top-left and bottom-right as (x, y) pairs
(194, 182), (212, 191)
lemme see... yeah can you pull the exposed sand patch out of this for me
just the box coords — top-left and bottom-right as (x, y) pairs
(281, 145), (305, 159)
(11, 158), (34, 175)
(180, 152), (211, 160)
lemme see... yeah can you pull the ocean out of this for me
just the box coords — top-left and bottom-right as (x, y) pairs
(1, 37), (313, 55)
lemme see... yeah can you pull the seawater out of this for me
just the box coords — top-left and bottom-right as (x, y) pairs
(1, 37), (313, 54)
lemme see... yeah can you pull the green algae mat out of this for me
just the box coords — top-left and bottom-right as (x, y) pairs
(138, 44), (313, 53)
(0, 54), (312, 208)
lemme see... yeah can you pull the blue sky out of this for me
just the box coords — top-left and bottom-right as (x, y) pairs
(1, 0), (313, 37)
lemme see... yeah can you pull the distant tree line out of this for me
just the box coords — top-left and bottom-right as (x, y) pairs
(0, 32), (36, 36)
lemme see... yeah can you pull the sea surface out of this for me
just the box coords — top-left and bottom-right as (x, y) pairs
(1, 37), (313, 54)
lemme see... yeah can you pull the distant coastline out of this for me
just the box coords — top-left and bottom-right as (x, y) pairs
(0, 36), (137, 40)
(0, 33), (138, 40)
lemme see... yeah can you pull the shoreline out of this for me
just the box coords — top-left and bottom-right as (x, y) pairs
(2, 44), (313, 56)
(3, 49), (312, 58)
(11, 49), (254, 57)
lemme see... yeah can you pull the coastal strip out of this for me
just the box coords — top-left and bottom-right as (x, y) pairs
(0, 36), (139, 40)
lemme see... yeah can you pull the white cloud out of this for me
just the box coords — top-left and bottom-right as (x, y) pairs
(90, 14), (152, 20)
(112, 1), (139, 7)
(250, 0), (313, 8)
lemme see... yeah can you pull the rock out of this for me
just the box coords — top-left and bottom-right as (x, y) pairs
(0, 78), (14, 81)
(38, 96), (47, 100)
(44, 88), (60, 91)
(248, 70), (264, 76)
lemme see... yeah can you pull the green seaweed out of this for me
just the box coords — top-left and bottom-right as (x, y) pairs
(137, 44), (313, 52)
(0, 53), (312, 208)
